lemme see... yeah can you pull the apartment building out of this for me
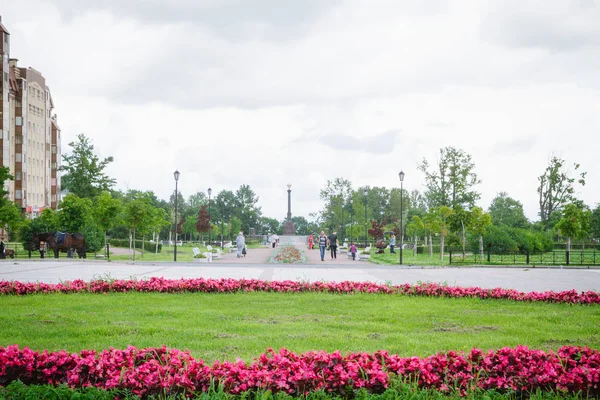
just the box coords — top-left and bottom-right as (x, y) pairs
(0, 16), (61, 222)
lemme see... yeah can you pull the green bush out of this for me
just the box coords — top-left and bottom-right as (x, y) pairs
(108, 238), (162, 253)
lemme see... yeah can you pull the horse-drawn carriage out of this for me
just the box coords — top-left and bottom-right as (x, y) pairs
(32, 232), (86, 259)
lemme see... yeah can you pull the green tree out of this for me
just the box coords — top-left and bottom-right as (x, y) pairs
(149, 207), (170, 253)
(470, 206), (492, 258)
(93, 191), (123, 249)
(406, 215), (425, 256)
(35, 208), (60, 233)
(0, 167), (21, 237)
(591, 204), (600, 240)
(195, 205), (212, 242)
(260, 217), (281, 235)
(448, 206), (473, 255)
(124, 197), (152, 260)
(57, 194), (93, 233)
(418, 146), (481, 209)
(428, 206), (453, 261)
(234, 184), (262, 232)
(319, 178), (353, 234)
(60, 134), (116, 198)
(291, 216), (309, 235)
(537, 156), (586, 230)
(555, 203), (592, 252)
(488, 192), (530, 228)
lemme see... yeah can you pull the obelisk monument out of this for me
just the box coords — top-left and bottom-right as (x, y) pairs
(283, 184), (296, 235)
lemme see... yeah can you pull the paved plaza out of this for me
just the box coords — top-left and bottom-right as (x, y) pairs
(1, 258), (599, 293)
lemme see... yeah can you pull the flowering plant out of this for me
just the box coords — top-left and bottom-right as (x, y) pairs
(0, 345), (598, 397)
(1, 278), (599, 304)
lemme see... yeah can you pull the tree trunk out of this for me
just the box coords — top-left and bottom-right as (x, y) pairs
(440, 235), (445, 261)
(414, 235), (418, 256)
(479, 235), (484, 259)
(428, 234), (433, 257)
(142, 235), (145, 257)
(104, 231), (108, 257)
(461, 221), (466, 256)
(132, 229), (136, 262)
(155, 230), (159, 254)
(567, 236), (571, 253)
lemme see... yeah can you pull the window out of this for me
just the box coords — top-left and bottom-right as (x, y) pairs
(15, 153), (21, 162)
(16, 116), (22, 126)
(15, 190), (22, 200)
(51, 145), (57, 154)
(15, 135), (21, 144)
(15, 172), (21, 180)
(51, 194), (56, 203)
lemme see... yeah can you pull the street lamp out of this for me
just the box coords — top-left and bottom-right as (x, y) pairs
(173, 170), (180, 262)
(208, 187), (212, 245)
(363, 188), (368, 246)
(398, 171), (405, 265)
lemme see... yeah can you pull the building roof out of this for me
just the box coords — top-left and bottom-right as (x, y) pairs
(8, 65), (18, 93)
(0, 21), (9, 35)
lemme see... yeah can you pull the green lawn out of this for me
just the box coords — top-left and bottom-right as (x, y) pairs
(1, 292), (598, 362)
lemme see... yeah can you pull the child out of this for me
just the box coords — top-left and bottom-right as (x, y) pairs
(350, 242), (357, 261)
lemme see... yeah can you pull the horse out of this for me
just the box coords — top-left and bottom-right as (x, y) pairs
(4, 249), (14, 259)
(33, 232), (87, 259)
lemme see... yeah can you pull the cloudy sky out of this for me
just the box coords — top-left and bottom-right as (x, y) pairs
(2, 0), (599, 221)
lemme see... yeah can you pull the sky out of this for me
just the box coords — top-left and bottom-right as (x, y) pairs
(2, 0), (599, 222)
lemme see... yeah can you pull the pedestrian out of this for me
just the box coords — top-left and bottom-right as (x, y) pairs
(0, 240), (5, 258)
(390, 234), (396, 254)
(236, 231), (245, 258)
(328, 231), (338, 260)
(318, 231), (328, 261)
(350, 242), (357, 261)
(308, 234), (314, 250)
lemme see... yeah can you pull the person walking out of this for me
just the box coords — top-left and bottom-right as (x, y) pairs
(328, 231), (338, 260)
(308, 234), (314, 250)
(350, 242), (357, 261)
(318, 231), (328, 261)
(236, 231), (245, 258)
(390, 234), (397, 254)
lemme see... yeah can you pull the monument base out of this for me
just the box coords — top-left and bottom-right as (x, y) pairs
(283, 220), (295, 235)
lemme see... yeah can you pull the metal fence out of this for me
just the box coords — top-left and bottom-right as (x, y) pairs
(448, 249), (600, 266)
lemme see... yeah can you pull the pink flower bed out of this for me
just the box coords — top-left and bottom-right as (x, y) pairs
(0, 278), (599, 304)
(0, 345), (598, 397)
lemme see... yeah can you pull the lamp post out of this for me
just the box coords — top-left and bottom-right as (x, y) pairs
(363, 188), (368, 247)
(207, 187), (212, 246)
(398, 171), (405, 265)
(173, 170), (180, 262)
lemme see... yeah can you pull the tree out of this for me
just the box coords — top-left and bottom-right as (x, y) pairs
(488, 192), (530, 229)
(57, 194), (93, 233)
(60, 134), (116, 198)
(406, 215), (425, 256)
(537, 156), (586, 230)
(149, 207), (170, 253)
(291, 216), (309, 235)
(319, 178), (353, 234)
(555, 203), (592, 252)
(124, 197), (152, 260)
(234, 184), (262, 232)
(0, 167), (21, 237)
(427, 206), (453, 261)
(591, 204), (600, 240)
(470, 206), (492, 258)
(195, 205), (212, 241)
(35, 208), (60, 233)
(260, 217), (281, 235)
(418, 147), (481, 209)
(448, 206), (473, 255)
(93, 191), (123, 249)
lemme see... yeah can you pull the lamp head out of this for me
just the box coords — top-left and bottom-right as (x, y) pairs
(398, 170), (405, 182)
(287, 184), (292, 189)
(174, 170), (180, 181)
(208, 187), (212, 196)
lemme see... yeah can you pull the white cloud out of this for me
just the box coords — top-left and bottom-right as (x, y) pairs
(2, 0), (599, 222)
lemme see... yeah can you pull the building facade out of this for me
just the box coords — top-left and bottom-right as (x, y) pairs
(0, 15), (61, 228)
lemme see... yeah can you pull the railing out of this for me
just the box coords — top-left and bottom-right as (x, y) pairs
(448, 250), (600, 266)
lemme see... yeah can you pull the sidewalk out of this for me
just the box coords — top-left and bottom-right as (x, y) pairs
(215, 246), (273, 264)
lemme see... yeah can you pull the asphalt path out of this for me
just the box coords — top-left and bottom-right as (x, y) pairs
(1, 259), (599, 293)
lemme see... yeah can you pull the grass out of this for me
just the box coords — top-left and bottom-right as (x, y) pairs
(0, 292), (598, 362)
(0, 381), (591, 400)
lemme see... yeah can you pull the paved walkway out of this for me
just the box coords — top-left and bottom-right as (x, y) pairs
(1, 259), (599, 293)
